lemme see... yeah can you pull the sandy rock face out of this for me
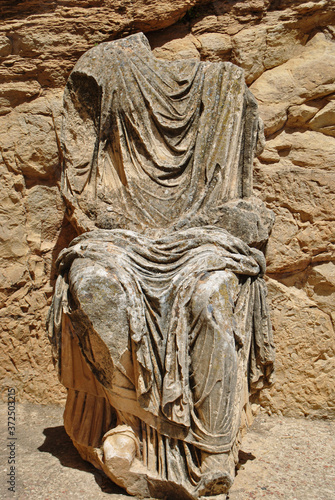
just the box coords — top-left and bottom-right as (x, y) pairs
(259, 279), (335, 419)
(250, 33), (335, 135)
(1, 0), (334, 419)
(0, 91), (76, 404)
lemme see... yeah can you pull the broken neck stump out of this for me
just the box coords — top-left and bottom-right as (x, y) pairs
(48, 33), (275, 499)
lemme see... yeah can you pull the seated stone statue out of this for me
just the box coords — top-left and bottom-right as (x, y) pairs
(48, 33), (275, 499)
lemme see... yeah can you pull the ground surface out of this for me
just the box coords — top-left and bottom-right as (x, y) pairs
(0, 403), (334, 499)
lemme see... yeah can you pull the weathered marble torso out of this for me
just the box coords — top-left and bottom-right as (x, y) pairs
(61, 33), (271, 244)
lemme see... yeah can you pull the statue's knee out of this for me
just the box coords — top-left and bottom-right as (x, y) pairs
(191, 270), (239, 319)
(68, 257), (129, 360)
(68, 258), (126, 313)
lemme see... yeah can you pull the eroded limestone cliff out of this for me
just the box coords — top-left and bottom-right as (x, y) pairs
(0, 0), (334, 418)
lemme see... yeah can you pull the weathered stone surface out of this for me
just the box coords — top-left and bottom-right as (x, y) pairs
(259, 130), (335, 171)
(232, 26), (267, 84)
(0, 81), (41, 116)
(197, 32), (232, 60)
(151, 31), (200, 60)
(48, 33), (274, 498)
(308, 98), (335, 136)
(305, 262), (335, 321)
(258, 278), (335, 419)
(0, 0), (334, 427)
(0, 0), (211, 93)
(0, 93), (73, 405)
(254, 163), (335, 274)
(0, 174), (72, 405)
(286, 101), (324, 129)
(250, 33), (335, 135)
(0, 92), (62, 179)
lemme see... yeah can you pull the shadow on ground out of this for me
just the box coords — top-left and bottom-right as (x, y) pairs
(38, 424), (129, 496)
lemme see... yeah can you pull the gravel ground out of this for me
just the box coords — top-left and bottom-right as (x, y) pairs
(228, 414), (335, 500)
(0, 402), (334, 499)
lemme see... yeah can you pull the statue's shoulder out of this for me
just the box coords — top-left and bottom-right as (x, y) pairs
(71, 33), (152, 72)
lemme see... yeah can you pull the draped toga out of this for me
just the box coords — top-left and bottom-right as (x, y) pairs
(48, 33), (275, 490)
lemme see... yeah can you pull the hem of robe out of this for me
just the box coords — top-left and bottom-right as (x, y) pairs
(60, 320), (239, 454)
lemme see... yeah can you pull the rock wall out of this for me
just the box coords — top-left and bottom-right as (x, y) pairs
(1, 0), (334, 417)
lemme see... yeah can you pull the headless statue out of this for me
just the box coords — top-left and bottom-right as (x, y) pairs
(48, 33), (275, 499)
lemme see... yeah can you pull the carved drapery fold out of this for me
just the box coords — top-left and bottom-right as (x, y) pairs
(48, 33), (275, 498)
(60, 33), (264, 235)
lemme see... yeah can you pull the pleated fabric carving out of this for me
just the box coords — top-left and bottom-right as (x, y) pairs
(48, 33), (275, 499)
